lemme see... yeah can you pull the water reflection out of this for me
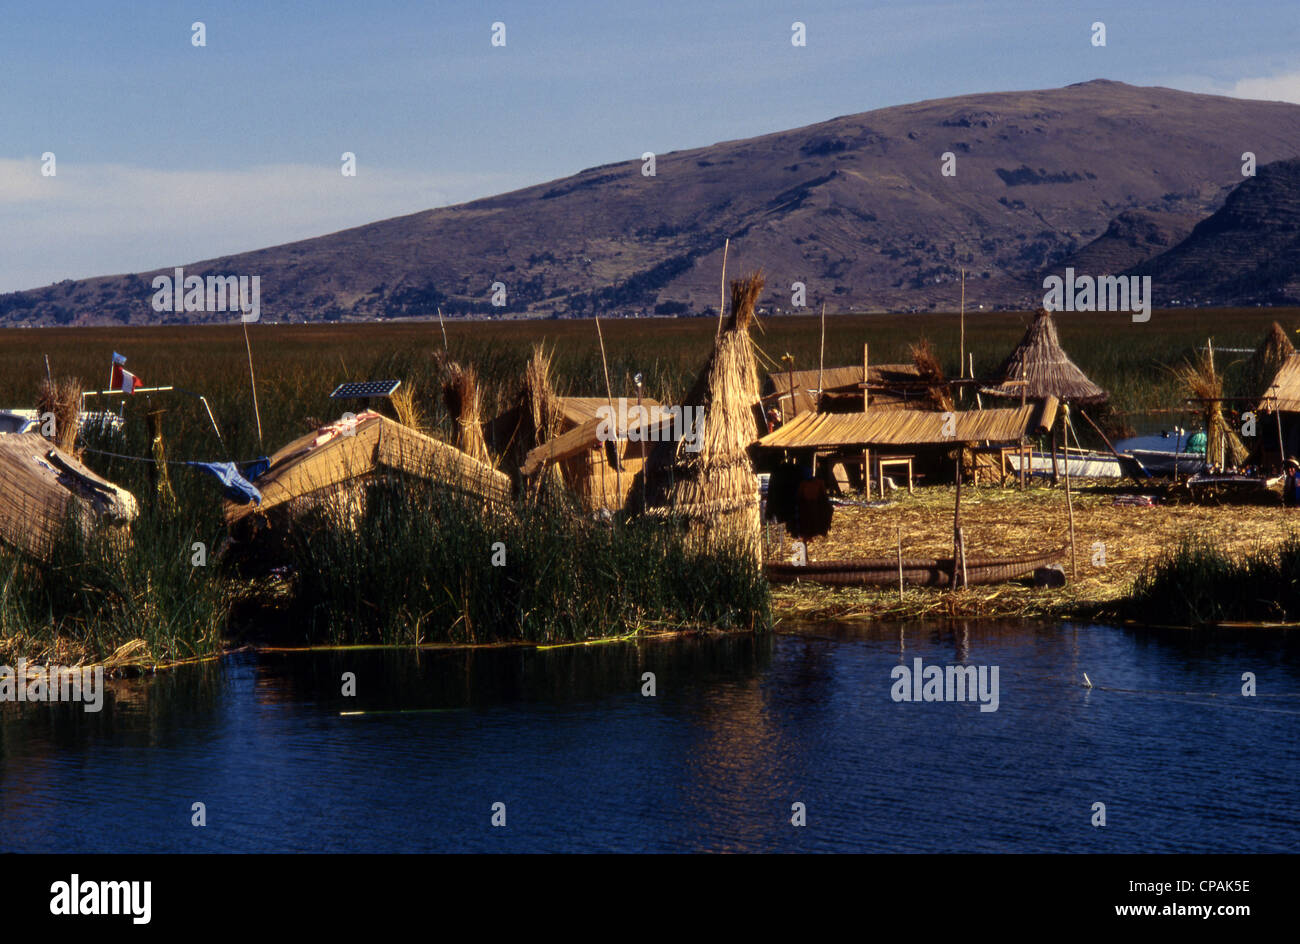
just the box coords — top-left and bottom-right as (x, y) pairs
(1, 623), (1296, 853)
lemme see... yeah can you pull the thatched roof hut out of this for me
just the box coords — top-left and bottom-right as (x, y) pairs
(520, 395), (665, 511)
(982, 308), (1108, 406)
(0, 432), (138, 560)
(639, 272), (766, 554)
(224, 411), (512, 528)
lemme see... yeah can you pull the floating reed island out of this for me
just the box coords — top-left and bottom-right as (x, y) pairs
(6, 293), (1300, 666)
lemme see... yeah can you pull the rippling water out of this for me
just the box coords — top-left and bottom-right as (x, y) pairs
(1, 622), (1297, 852)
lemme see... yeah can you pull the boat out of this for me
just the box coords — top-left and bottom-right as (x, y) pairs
(1006, 449), (1125, 479)
(1184, 471), (1281, 503)
(765, 547), (1065, 587)
(1114, 432), (1206, 477)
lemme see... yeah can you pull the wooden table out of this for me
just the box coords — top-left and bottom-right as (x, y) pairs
(874, 455), (913, 499)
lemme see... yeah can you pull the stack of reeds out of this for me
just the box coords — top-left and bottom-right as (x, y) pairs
(641, 272), (765, 556)
(36, 376), (81, 453)
(517, 344), (564, 487)
(908, 338), (954, 412)
(441, 360), (492, 465)
(1173, 345), (1247, 468)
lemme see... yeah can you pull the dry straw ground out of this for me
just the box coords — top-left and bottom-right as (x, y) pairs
(766, 484), (1298, 622)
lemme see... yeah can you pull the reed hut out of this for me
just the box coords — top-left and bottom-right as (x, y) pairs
(981, 308), (1109, 406)
(0, 432), (138, 560)
(224, 411), (512, 531)
(1257, 350), (1300, 465)
(520, 395), (665, 511)
(638, 272), (766, 554)
(757, 399), (1058, 482)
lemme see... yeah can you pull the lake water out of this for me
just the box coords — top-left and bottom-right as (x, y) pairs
(1, 621), (1297, 853)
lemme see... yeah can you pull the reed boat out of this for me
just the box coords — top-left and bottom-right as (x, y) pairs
(765, 547), (1064, 587)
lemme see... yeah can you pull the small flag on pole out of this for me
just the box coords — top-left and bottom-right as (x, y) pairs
(110, 352), (142, 394)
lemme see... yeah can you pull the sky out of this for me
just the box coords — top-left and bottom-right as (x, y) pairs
(2, 0), (1298, 293)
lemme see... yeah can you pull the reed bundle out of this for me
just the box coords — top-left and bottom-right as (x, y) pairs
(642, 271), (764, 556)
(37, 376), (82, 453)
(441, 360), (492, 465)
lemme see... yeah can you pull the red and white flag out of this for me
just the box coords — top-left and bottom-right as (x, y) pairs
(110, 352), (142, 394)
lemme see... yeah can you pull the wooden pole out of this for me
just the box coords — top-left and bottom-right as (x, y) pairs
(716, 237), (730, 338)
(951, 452), (963, 590)
(1275, 388), (1286, 467)
(786, 354), (796, 419)
(437, 306), (449, 351)
(1063, 409), (1077, 580)
(862, 343), (869, 414)
(897, 522), (904, 602)
(242, 319), (263, 447)
(595, 315), (620, 502)
(817, 302), (826, 412)
(958, 268), (965, 403)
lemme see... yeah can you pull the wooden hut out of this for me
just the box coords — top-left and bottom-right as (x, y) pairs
(520, 395), (664, 511)
(981, 308), (1108, 406)
(0, 432), (138, 560)
(224, 411), (512, 529)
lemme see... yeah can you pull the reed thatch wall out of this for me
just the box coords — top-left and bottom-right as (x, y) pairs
(0, 432), (138, 560)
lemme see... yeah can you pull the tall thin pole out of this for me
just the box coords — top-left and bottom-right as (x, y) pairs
(43, 354), (53, 384)
(716, 237), (730, 338)
(437, 306), (449, 351)
(817, 303), (826, 412)
(242, 319), (263, 447)
(951, 453), (964, 590)
(958, 268), (966, 403)
(1063, 409), (1077, 579)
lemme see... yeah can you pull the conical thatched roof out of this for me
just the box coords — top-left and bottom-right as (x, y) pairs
(982, 308), (1108, 405)
(639, 272), (765, 555)
(1250, 321), (1295, 400)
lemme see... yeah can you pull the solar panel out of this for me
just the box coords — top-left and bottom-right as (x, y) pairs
(329, 380), (402, 400)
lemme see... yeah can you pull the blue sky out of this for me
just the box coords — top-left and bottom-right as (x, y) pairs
(2, 0), (1298, 292)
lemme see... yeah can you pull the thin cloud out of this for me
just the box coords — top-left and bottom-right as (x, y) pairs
(0, 161), (527, 293)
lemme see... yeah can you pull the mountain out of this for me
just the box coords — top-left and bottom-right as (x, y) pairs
(1130, 158), (1300, 306)
(6, 79), (1300, 325)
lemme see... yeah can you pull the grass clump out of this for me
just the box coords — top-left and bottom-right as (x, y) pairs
(1123, 533), (1300, 625)
(282, 479), (771, 645)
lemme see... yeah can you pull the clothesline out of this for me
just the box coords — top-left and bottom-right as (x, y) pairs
(79, 446), (268, 505)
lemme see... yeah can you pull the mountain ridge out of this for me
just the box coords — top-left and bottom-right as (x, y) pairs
(5, 79), (1300, 325)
